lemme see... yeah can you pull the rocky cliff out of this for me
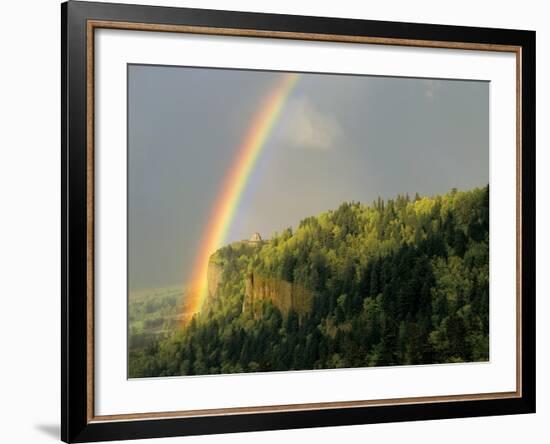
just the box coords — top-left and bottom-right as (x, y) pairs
(205, 250), (314, 319)
(206, 261), (224, 305)
(242, 272), (314, 319)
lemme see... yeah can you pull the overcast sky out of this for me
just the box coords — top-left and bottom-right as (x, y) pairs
(128, 65), (488, 290)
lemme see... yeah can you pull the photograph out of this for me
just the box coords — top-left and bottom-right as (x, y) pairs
(127, 66), (490, 378)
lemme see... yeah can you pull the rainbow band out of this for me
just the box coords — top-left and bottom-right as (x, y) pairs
(183, 73), (300, 320)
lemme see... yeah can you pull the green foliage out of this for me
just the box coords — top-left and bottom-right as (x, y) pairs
(129, 186), (489, 378)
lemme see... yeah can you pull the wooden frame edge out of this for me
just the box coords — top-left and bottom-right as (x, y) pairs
(86, 19), (95, 424)
(89, 19), (522, 53)
(90, 391), (520, 423)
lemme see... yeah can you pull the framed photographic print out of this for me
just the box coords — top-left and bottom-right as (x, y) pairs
(61, 1), (536, 442)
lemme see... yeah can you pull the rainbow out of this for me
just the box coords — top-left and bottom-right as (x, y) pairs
(182, 73), (300, 321)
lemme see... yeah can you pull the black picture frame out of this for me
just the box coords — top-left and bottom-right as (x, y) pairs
(62, 1), (536, 442)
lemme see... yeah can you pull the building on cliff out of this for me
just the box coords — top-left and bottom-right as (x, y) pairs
(249, 232), (262, 243)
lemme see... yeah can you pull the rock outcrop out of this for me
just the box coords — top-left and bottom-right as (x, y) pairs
(206, 261), (223, 305)
(204, 247), (315, 320)
(242, 272), (314, 319)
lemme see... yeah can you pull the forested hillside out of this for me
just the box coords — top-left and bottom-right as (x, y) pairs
(129, 186), (489, 378)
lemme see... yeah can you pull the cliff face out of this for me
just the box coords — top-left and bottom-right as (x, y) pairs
(243, 272), (314, 319)
(206, 261), (223, 305)
(205, 256), (314, 319)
